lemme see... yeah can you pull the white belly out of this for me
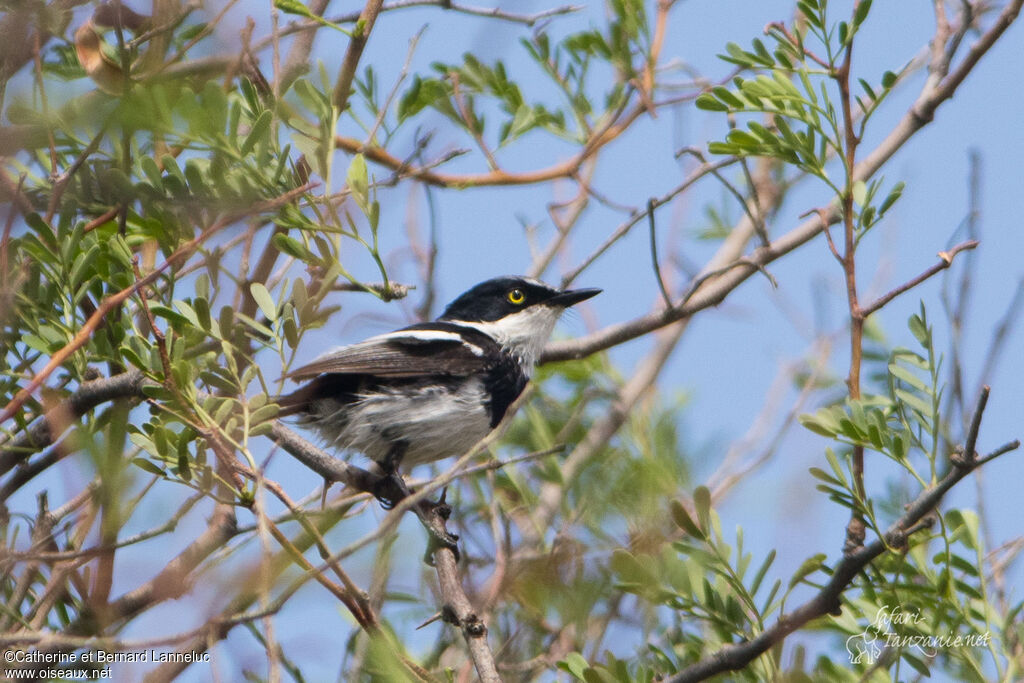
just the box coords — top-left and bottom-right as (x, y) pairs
(307, 378), (492, 469)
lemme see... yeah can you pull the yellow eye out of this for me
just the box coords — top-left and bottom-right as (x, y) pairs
(507, 289), (525, 305)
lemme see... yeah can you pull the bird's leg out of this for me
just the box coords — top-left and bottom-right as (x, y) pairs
(369, 444), (460, 561)
(371, 442), (411, 510)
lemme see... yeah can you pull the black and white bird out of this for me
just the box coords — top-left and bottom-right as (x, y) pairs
(279, 276), (600, 505)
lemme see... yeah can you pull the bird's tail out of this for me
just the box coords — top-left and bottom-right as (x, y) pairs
(274, 384), (316, 419)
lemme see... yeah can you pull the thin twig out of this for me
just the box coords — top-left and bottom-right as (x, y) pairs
(859, 239), (979, 317)
(562, 157), (740, 286)
(648, 198), (673, 308)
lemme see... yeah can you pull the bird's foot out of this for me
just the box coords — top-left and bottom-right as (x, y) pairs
(371, 471), (411, 510)
(370, 474), (460, 562)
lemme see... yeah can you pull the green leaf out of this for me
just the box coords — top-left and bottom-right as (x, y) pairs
(177, 449), (192, 481)
(194, 297), (212, 332)
(249, 403), (279, 425)
(147, 304), (191, 329)
(610, 549), (657, 587)
(750, 549), (776, 595)
(695, 94), (728, 112)
(707, 142), (740, 156)
(799, 406), (842, 438)
(858, 78), (877, 101)
(853, 0), (873, 28)
(131, 457), (166, 476)
(908, 312), (929, 346)
(293, 78), (330, 119)
(558, 653), (590, 681)
(788, 553), (827, 589)
(272, 233), (316, 262)
(162, 154), (187, 188)
(888, 363), (929, 392)
(797, 1), (822, 28)
(693, 486), (711, 528)
(670, 499), (704, 538)
(902, 652), (930, 677)
(711, 86), (744, 109)
(140, 156), (164, 189)
(250, 283), (277, 322)
(346, 153), (370, 212)
(725, 129), (760, 149)
(273, 0), (350, 34)
(751, 38), (774, 66)
(69, 245), (99, 289)
(722, 42), (753, 67)
(878, 180), (905, 215)
(808, 467), (842, 487)
(947, 509), (980, 551)
(219, 305), (235, 340)
(240, 110), (272, 156)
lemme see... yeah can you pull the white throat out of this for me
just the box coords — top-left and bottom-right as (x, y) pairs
(461, 306), (562, 369)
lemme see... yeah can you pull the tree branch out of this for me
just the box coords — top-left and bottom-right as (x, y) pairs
(332, 0), (384, 112)
(0, 370), (147, 476)
(859, 239), (978, 318)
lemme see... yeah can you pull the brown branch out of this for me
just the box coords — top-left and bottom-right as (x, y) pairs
(1, 493), (203, 566)
(801, 206), (843, 265)
(647, 198), (673, 308)
(960, 385), (989, 465)
(329, 0), (581, 26)
(859, 239), (979, 318)
(835, 1), (866, 554)
(332, 0), (384, 112)
(258, 0), (581, 53)
(430, 542), (501, 683)
(145, 415), (512, 681)
(268, 422), (381, 492)
(334, 80), (651, 189)
(0, 371), (147, 476)
(334, 133), (586, 187)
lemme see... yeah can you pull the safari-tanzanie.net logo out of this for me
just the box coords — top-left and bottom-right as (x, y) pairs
(846, 604), (993, 665)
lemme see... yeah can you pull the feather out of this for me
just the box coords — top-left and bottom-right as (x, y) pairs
(283, 322), (498, 381)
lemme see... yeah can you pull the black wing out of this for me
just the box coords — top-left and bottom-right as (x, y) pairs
(284, 322), (498, 380)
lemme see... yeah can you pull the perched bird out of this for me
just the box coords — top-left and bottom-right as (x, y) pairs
(279, 276), (600, 506)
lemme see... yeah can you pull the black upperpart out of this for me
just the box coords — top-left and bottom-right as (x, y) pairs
(438, 276), (600, 323)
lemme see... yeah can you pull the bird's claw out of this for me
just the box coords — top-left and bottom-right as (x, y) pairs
(370, 474), (460, 563)
(371, 471), (410, 510)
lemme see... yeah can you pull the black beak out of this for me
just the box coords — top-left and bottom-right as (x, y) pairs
(548, 287), (602, 308)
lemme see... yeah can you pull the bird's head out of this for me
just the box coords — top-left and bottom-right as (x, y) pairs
(438, 276), (601, 367)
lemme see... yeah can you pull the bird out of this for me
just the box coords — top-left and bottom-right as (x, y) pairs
(278, 276), (600, 508)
